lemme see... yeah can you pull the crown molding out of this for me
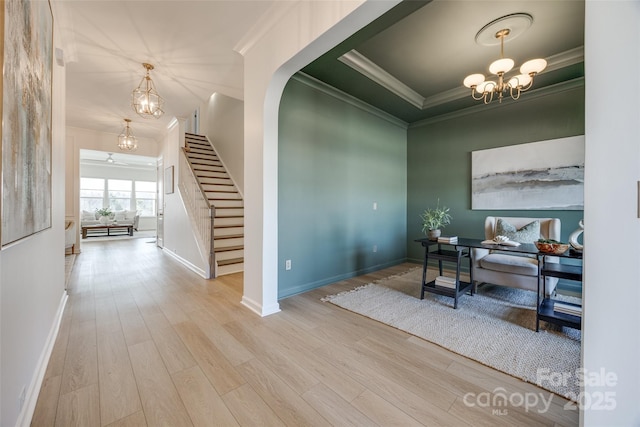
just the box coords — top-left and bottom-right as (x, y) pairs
(544, 46), (584, 73)
(292, 72), (408, 128)
(338, 50), (425, 108)
(233, 1), (298, 56)
(339, 47), (584, 111)
(410, 77), (585, 129)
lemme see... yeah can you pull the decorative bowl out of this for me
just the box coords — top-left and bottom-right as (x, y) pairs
(493, 235), (509, 243)
(535, 241), (570, 254)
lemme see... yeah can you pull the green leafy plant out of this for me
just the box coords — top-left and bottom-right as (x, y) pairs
(96, 207), (113, 217)
(420, 200), (452, 232)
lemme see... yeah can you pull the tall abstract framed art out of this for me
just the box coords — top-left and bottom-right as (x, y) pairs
(1, 0), (53, 246)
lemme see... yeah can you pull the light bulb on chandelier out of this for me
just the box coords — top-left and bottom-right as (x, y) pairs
(463, 15), (547, 104)
(132, 63), (164, 119)
(118, 119), (138, 151)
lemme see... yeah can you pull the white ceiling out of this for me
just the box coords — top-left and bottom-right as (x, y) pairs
(55, 1), (585, 141)
(54, 0), (277, 140)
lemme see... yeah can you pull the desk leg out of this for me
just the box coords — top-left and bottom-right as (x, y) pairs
(536, 254), (542, 332)
(469, 249), (475, 295)
(420, 244), (428, 300)
(453, 249), (462, 309)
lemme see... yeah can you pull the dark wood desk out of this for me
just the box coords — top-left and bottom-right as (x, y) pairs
(415, 237), (583, 331)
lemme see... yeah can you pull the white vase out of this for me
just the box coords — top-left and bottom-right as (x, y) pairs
(569, 219), (584, 251)
(99, 215), (110, 225)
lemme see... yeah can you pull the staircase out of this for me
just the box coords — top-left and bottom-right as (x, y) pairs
(184, 133), (244, 276)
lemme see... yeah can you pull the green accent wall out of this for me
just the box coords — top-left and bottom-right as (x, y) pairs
(278, 77), (408, 298)
(407, 86), (585, 262)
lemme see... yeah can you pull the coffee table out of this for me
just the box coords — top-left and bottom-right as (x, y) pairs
(82, 224), (133, 238)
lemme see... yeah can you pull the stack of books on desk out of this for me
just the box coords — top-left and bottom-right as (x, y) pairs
(553, 302), (582, 317)
(437, 236), (458, 244)
(435, 275), (457, 289)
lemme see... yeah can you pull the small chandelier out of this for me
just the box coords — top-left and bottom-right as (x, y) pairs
(463, 16), (547, 104)
(132, 63), (164, 119)
(118, 119), (138, 151)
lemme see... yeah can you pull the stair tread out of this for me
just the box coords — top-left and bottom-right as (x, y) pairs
(187, 147), (215, 152)
(196, 168), (226, 171)
(189, 155), (222, 164)
(189, 157), (221, 162)
(203, 187), (238, 192)
(215, 244), (244, 252)
(197, 173), (229, 177)
(189, 158), (219, 163)
(215, 233), (243, 239)
(217, 257), (244, 266)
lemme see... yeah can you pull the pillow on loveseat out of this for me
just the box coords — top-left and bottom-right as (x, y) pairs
(124, 210), (138, 220)
(82, 210), (96, 221)
(495, 218), (540, 243)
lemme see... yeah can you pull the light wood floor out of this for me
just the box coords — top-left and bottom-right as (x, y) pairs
(33, 239), (578, 426)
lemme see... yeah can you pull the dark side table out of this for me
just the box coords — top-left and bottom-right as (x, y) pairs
(415, 238), (474, 309)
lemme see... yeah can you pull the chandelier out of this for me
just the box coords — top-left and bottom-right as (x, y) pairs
(132, 63), (164, 119)
(463, 14), (547, 104)
(118, 119), (138, 151)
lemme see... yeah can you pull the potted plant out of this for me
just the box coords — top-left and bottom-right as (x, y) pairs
(96, 207), (113, 224)
(420, 200), (452, 240)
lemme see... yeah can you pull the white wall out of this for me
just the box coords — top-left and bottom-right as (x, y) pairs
(199, 93), (244, 194)
(0, 12), (67, 427)
(582, 2), (640, 425)
(160, 119), (210, 277)
(240, 0), (401, 315)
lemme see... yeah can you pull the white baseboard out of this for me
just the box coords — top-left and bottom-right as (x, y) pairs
(163, 248), (208, 279)
(16, 291), (68, 427)
(241, 295), (281, 317)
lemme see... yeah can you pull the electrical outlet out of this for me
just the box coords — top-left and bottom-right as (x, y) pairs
(373, 201), (377, 210)
(373, 245), (377, 253)
(285, 259), (291, 270)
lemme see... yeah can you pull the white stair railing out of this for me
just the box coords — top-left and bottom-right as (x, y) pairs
(178, 148), (215, 277)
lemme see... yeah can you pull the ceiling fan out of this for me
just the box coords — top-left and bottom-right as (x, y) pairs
(105, 153), (128, 165)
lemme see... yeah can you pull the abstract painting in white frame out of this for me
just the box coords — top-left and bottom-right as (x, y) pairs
(472, 136), (584, 210)
(1, 0), (53, 246)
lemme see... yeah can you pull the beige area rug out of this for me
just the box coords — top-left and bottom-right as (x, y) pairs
(323, 268), (581, 400)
